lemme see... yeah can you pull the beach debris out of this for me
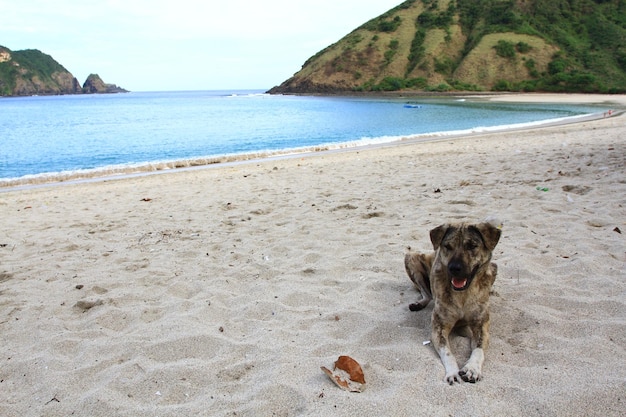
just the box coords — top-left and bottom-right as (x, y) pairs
(423, 340), (431, 346)
(321, 355), (366, 393)
(140, 198), (152, 202)
(44, 395), (60, 405)
(536, 186), (549, 192)
(614, 227), (622, 234)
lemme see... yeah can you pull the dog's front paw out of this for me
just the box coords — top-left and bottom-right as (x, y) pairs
(444, 371), (463, 385)
(459, 366), (482, 383)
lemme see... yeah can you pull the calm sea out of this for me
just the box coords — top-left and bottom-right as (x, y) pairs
(0, 90), (607, 186)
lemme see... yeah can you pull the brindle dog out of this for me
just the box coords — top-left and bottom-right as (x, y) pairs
(405, 223), (501, 384)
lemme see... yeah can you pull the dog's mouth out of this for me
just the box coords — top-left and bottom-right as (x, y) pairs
(447, 258), (474, 291)
(451, 276), (470, 291)
(450, 262), (485, 291)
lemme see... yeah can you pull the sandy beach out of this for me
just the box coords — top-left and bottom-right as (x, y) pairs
(1, 94), (625, 416)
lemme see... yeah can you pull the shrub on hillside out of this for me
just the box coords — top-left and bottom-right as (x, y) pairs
(494, 40), (516, 58)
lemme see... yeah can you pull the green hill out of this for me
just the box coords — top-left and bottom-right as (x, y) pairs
(0, 46), (127, 96)
(268, 0), (626, 94)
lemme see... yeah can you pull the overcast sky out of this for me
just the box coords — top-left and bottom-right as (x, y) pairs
(0, 0), (402, 91)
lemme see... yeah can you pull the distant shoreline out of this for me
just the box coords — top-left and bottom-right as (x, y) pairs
(270, 90), (626, 105)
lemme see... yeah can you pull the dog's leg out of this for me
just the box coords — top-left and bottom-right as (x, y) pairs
(432, 314), (462, 384)
(459, 317), (490, 383)
(405, 252), (433, 311)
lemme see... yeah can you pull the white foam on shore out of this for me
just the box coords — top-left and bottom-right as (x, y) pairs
(0, 111), (614, 191)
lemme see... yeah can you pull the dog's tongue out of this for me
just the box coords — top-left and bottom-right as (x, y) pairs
(452, 277), (468, 289)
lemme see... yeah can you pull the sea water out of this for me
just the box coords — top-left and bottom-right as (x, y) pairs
(0, 90), (607, 185)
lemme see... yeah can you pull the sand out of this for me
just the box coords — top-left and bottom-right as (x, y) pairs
(0, 94), (625, 416)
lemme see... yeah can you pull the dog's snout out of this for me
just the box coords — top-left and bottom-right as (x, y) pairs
(448, 259), (463, 276)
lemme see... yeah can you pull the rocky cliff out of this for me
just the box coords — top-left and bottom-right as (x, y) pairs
(269, 0), (626, 94)
(0, 46), (127, 96)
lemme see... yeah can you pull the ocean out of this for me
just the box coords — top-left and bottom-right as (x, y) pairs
(0, 90), (608, 186)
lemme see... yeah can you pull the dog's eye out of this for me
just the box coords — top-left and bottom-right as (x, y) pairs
(443, 244), (453, 251)
(465, 242), (478, 250)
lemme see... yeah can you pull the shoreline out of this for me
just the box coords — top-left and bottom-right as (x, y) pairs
(1, 99), (624, 416)
(2, 93), (625, 192)
(270, 90), (626, 102)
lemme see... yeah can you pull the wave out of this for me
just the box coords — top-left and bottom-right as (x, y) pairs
(0, 111), (607, 190)
(341, 111), (602, 146)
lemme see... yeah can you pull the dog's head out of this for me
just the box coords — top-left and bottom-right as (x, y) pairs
(430, 223), (501, 291)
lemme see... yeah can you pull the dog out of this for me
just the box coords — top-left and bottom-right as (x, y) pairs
(405, 222), (501, 384)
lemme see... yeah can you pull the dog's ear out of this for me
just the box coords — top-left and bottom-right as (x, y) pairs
(429, 224), (449, 250)
(473, 222), (501, 251)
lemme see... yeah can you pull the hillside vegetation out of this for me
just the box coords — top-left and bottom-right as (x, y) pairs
(269, 0), (626, 94)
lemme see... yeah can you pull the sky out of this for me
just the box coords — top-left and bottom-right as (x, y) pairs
(0, 0), (402, 92)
